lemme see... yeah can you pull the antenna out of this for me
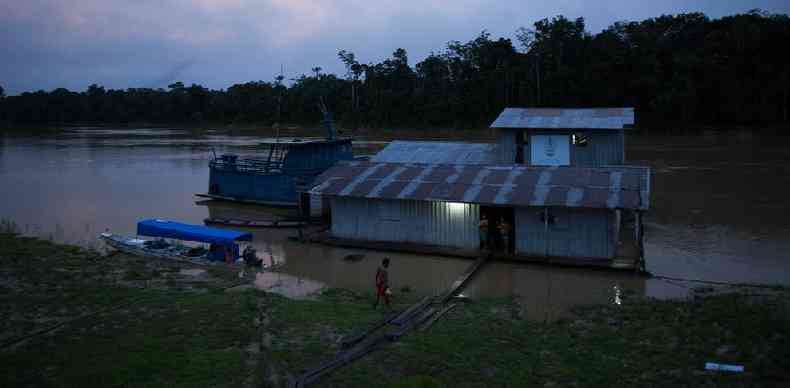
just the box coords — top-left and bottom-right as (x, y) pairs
(275, 64), (284, 143)
(318, 97), (336, 140)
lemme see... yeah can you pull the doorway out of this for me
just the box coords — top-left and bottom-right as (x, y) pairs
(480, 206), (515, 254)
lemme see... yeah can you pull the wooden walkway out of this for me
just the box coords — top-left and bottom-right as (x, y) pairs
(288, 255), (489, 387)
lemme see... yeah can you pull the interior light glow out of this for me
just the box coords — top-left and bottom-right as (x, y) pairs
(447, 202), (466, 215)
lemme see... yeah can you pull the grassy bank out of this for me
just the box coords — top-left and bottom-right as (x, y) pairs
(269, 290), (790, 387)
(1, 233), (788, 387)
(0, 233), (263, 387)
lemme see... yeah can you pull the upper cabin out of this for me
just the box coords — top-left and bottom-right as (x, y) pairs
(490, 107), (635, 167)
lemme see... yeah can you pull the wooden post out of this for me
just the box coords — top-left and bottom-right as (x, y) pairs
(543, 207), (549, 261)
(613, 209), (621, 258)
(634, 211), (644, 272)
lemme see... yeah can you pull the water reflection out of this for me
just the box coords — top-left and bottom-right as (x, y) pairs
(2, 128), (790, 321)
(228, 221), (657, 321)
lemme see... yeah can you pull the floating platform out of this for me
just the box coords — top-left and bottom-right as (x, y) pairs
(203, 218), (305, 228)
(195, 193), (296, 207)
(307, 231), (642, 271)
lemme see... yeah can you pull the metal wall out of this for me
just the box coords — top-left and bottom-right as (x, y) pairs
(522, 130), (624, 166)
(496, 128), (518, 164)
(283, 141), (354, 171)
(210, 169), (296, 204)
(331, 197), (479, 249)
(515, 207), (616, 260)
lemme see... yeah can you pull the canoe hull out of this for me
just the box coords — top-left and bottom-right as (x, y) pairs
(99, 233), (220, 266)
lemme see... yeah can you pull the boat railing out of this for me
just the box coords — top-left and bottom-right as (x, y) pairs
(210, 157), (327, 176)
(210, 157), (285, 174)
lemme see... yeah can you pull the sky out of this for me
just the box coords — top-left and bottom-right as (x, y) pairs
(1, 0), (789, 95)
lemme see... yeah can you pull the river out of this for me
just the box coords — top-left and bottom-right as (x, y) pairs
(1, 127), (788, 321)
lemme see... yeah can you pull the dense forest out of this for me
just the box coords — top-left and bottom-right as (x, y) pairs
(1, 10), (789, 129)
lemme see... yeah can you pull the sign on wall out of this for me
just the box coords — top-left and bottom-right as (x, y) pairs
(530, 135), (570, 166)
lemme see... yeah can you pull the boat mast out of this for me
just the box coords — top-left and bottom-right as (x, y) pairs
(318, 97), (336, 141)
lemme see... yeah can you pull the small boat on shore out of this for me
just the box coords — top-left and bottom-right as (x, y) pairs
(100, 219), (254, 265)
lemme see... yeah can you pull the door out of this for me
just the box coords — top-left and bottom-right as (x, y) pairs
(480, 206), (515, 254)
(530, 135), (570, 166)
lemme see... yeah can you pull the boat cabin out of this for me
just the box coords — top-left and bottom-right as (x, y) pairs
(207, 138), (353, 206)
(490, 108), (634, 166)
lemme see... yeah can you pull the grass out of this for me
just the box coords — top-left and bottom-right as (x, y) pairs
(0, 233), (262, 388)
(2, 233), (789, 387)
(277, 293), (789, 387)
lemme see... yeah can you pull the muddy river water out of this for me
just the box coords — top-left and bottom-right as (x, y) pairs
(1, 128), (789, 321)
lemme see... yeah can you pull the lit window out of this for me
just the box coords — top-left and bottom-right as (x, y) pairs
(572, 132), (588, 147)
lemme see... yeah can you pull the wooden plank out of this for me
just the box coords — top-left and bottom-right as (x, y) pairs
(439, 256), (487, 303)
(391, 296), (432, 326)
(340, 311), (399, 348)
(387, 307), (436, 340)
(288, 256), (487, 387)
(298, 335), (390, 386)
(420, 303), (459, 332)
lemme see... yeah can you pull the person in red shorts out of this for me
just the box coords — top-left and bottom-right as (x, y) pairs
(374, 258), (391, 309)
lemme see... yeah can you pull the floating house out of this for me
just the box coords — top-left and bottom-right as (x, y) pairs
(308, 108), (650, 270)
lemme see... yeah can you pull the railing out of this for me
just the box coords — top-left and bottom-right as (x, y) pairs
(210, 157), (284, 174)
(209, 157), (327, 177)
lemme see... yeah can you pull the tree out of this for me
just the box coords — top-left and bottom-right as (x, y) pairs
(2, 11), (790, 128)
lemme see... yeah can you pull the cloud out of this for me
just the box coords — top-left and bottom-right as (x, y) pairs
(1, 0), (789, 94)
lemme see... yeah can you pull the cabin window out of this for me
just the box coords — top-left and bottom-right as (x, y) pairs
(572, 132), (588, 147)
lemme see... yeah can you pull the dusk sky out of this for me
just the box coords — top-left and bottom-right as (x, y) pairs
(2, 0), (789, 95)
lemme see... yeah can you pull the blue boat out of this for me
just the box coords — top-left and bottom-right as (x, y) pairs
(199, 105), (353, 207)
(100, 219), (253, 265)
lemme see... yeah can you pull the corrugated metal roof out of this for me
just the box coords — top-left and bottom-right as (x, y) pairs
(370, 141), (497, 164)
(490, 108), (635, 129)
(310, 161), (650, 210)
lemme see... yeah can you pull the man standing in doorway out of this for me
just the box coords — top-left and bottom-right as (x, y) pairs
(479, 214), (489, 249)
(374, 258), (391, 309)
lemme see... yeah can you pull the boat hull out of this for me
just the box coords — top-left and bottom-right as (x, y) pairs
(100, 233), (221, 266)
(207, 169), (300, 206)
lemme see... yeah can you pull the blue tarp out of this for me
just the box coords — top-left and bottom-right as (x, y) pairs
(137, 219), (252, 246)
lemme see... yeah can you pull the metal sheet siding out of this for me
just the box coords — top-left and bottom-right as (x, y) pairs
(331, 197), (479, 249)
(515, 207), (615, 259)
(571, 131), (624, 166)
(210, 169), (296, 203)
(497, 129), (517, 164)
(515, 207), (548, 256)
(521, 130), (624, 167)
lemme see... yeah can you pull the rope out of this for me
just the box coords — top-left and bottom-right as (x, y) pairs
(651, 274), (785, 289)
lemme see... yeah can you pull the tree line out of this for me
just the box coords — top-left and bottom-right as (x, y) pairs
(1, 10), (789, 129)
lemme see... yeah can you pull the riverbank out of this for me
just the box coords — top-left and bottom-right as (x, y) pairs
(1, 233), (788, 387)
